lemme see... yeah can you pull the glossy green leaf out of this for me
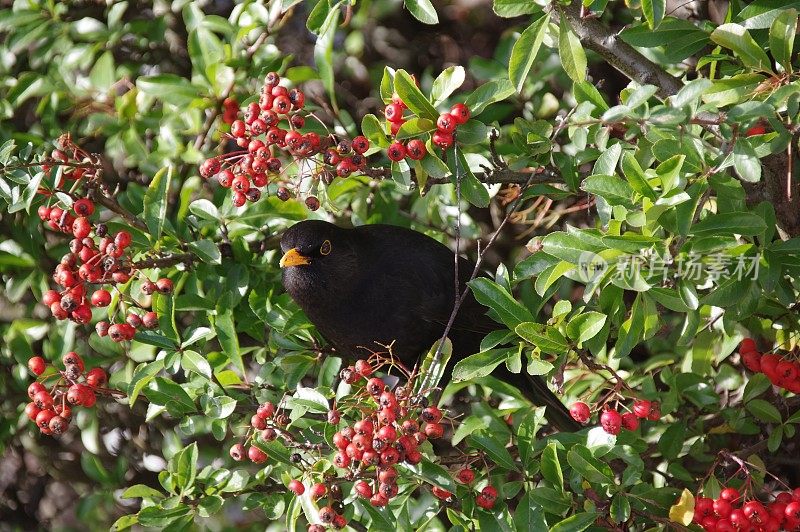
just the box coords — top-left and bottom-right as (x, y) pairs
(509, 14), (550, 93)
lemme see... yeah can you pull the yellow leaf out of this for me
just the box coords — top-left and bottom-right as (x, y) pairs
(669, 488), (695, 525)
(709, 424), (735, 434)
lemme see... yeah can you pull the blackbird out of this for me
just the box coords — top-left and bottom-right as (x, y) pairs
(279, 220), (578, 431)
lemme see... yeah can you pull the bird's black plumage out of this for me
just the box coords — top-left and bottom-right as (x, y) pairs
(280, 220), (578, 431)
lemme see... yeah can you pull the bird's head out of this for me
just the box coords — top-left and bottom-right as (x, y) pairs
(279, 221), (358, 296)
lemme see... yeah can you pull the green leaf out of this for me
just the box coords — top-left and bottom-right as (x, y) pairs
(396, 118), (436, 140)
(137, 505), (191, 528)
(122, 484), (164, 499)
(214, 309), (244, 375)
(769, 9), (796, 70)
(641, 0), (665, 28)
(468, 433), (518, 470)
(451, 415), (488, 445)
(314, 5), (339, 107)
(181, 350), (212, 379)
(733, 139), (762, 183)
(514, 493), (547, 531)
(541, 442), (564, 488)
(188, 240), (221, 264)
(558, 14), (587, 83)
(414, 339), (452, 395)
(169, 442), (198, 493)
(394, 69), (438, 120)
(405, 0), (438, 24)
(493, 0), (539, 17)
(581, 174), (634, 207)
(565, 311), (607, 345)
(621, 152), (657, 200)
(361, 113), (389, 148)
(431, 66), (465, 105)
(743, 373), (772, 403)
(417, 458), (457, 491)
(452, 349), (511, 381)
(768, 424), (783, 452)
(147, 377), (196, 414)
(658, 423), (686, 459)
(745, 399), (782, 423)
(541, 231), (604, 264)
(465, 79), (516, 115)
(468, 278), (534, 328)
(690, 212), (767, 236)
(710, 23), (773, 72)
(189, 199), (219, 221)
(509, 14), (550, 93)
(143, 166), (171, 241)
(567, 445), (615, 484)
(89, 51), (115, 91)
(620, 18), (710, 63)
(550, 512), (598, 532)
(515, 322), (570, 355)
(610, 493), (632, 524)
(137, 75), (203, 105)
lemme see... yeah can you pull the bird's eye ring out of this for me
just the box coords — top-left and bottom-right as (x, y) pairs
(320, 240), (332, 255)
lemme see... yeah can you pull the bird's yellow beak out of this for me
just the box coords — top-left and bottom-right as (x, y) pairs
(280, 248), (311, 268)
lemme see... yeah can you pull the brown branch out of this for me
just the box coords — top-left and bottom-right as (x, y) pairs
(94, 193), (148, 231)
(559, 2), (683, 98)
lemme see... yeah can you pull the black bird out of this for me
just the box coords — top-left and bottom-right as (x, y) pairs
(279, 220), (579, 431)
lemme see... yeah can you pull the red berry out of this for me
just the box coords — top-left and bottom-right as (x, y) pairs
(742, 500), (766, 521)
(28, 382), (46, 401)
(621, 412), (639, 431)
(720, 487), (740, 503)
(600, 409), (622, 435)
(72, 217), (91, 239)
(310, 483), (327, 499)
(333, 451), (351, 468)
(304, 196), (319, 211)
(776, 360), (798, 382)
(423, 423), (444, 439)
(787, 501), (800, 520)
(115, 231), (132, 249)
(355, 359), (373, 376)
(632, 400), (651, 419)
(354, 480), (372, 498)
(367, 377), (385, 396)
(48, 415), (68, 435)
(370, 493), (389, 507)
(377, 425), (397, 442)
(73, 198), (95, 217)
(38, 205), (52, 221)
(229, 443), (245, 461)
(86, 368), (107, 388)
(450, 103), (470, 124)
(387, 142), (406, 162)
(432, 130), (453, 149)
(761, 354), (781, 376)
(570, 402), (591, 423)
(28, 356), (46, 376)
(380, 447), (400, 465)
(333, 432), (350, 450)
(257, 402), (275, 419)
(33, 390), (53, 410)
(200, 157), (221, 178)
(421, 406), (443, 423)
(741, 350), (762, 372)
(91, 289), (111, 307)
(62, 351), (84, 371)
(142, 311), (158, 329)
(436, 113), (455, 134)
(156, 278), (173, 294)
(713, 498), (733, 518)
(36, 409), (55, 430)
(457, 468), (475, 484)
(432, 486), (452, 501)
(251, 414), (267, 430)
(42, 289), (61, 307)
(247, 446), (268, 463)
(288, 479), (305, 496)
(746, 125), (767, 137)
(740, 338), (757, 354)
(647, 402), (661, 421)
(406, 139), (427, 160)
(352, 136), (370, 154)
(25, 402), (41, 421)
(384, 103), (404, 123)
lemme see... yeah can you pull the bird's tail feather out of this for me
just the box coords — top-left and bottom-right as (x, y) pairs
(494, 366), (580, 432)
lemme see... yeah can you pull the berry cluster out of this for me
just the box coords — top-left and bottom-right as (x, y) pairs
(199, 72), (372, 210)
(739, 338), (800, 394)
(384, 98), (470, 162)
(228, 400), (278, 464)
(569, 398), (661, 435)
(693, 487), (800, 531)
(24, 352), (108, 435)
(38, 198), (172, 342)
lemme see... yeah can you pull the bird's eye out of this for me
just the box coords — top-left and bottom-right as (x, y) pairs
(320, 240), (332, 255)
